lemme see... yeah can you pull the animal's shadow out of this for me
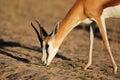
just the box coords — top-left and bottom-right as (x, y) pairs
(0, 39), (72, 63)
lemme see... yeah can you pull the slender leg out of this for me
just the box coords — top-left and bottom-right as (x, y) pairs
(96, 16), (117, 74)
(84, 23), (94, 70)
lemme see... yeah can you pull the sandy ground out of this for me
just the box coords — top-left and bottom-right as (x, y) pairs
(0, 0), (120, 80)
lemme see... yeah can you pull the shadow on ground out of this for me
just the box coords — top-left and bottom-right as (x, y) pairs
(0, 39), (72, 62)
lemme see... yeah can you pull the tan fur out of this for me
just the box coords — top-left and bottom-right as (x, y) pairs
(53, 0), (120, 47)
(44, 0), (120, 73)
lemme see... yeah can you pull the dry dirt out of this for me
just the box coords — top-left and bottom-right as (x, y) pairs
(0, 0), (120, 80)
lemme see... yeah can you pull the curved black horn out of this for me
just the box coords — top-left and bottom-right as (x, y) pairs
(35, 20), (48, 38)
(31, 22), (43, 47)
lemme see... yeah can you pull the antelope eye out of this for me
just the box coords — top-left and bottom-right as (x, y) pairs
(45, 44), (49, 50)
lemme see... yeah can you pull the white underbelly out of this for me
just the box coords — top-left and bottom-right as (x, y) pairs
(102, 5), (120, 18)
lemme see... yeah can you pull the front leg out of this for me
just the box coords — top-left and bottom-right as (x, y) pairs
(84, 23), (94, 70)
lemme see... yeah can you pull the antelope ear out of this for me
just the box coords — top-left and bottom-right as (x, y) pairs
(51, 22), (59, 39)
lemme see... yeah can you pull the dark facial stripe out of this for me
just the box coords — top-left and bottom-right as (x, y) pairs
(45, 44), (49, 50)
(46, 50), (49, 62)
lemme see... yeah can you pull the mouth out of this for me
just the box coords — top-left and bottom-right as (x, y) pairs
(41, 46), (58, 66)
(42, 51), (50, 66)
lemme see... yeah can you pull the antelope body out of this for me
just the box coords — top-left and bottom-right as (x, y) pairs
(31, 0), (120, 74)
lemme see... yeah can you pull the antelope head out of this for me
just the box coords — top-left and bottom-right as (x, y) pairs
(31, 20), (59, 65)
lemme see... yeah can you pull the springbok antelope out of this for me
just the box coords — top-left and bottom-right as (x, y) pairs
(31, 0), (120, 74)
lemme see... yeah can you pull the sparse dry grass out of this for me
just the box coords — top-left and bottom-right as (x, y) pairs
(0, 0), (120, 80)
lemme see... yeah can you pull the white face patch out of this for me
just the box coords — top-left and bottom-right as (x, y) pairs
(41, 41), (59, 65)
(42, 41), (47, 64)
(41, 22), (60, 65)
